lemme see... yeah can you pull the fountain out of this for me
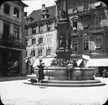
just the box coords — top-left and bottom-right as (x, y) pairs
(25, 0), (105, 87)
(43, 0), (95, 82)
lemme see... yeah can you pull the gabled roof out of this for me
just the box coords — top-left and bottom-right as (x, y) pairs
(12, 1), (28, 7)
(27, 5), (56, 25)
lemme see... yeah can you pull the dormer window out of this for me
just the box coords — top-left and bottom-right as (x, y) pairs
(14, 7), (19, 18)
(32, 27), (36, 34)
(47, 24), (52, 31)
(4, 3), (10, 15)
(41, 4), (49, 20)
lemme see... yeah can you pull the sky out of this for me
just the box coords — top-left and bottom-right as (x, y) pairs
(23, 0), (56, 16)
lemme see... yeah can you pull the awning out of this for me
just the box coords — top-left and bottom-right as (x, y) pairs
(33, 59), (40, 68)
(33, 58), (54, 68)
(82, 55), (90, 60)
(86, 58), (108, 67)
(94, 2), (102, 7)
(42, 58), (54, 67)
(77, 59), (83, 67)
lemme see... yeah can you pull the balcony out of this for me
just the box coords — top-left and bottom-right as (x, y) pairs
(0, 35), (26, 49)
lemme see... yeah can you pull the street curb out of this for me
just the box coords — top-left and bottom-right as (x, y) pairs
(0, 76), (28, 82)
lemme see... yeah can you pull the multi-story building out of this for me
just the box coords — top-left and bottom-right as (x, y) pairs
(25, 4), (57, 73)
(56, 0), (108, 76)
(0, 1), (27, 76)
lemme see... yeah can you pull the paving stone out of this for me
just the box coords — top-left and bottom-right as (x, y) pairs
(2, 98), (103, 105)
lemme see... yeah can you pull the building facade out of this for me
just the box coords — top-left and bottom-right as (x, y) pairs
(0, 1), (27, 76)
(25, 5), (57, 73)
(56, 0), (108, 76)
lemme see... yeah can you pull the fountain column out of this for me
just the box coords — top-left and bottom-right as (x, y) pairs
(55, 0), (71, 60)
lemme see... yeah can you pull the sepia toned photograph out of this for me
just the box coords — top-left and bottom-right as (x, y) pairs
(0, 0), (108, 105)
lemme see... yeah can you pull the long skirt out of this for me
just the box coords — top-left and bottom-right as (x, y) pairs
(38, 69), (44, 80)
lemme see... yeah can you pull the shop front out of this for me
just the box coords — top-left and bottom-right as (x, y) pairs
(86, 58), (108, 76)
(0, 48), (21, 76)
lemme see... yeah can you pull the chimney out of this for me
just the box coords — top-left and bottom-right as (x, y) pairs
(41, 4), (46, 11)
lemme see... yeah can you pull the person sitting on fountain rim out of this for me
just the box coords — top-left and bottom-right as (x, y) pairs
(72, 60), (78, 68)
(66, 61), (73, 80)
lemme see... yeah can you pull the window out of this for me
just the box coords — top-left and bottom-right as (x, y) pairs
(73, 21), (77, 29)
(38, 37), (43, 44)
(46, 48), (51, 56)
(4, 3), (10, 15)
(26, 51), (27, 57)
(32, 38), (36, 45)
(40, 25), (43, 33)
(72, 41), (78, 51)
(32, 49), (35, 56)
(96, 38), (102, 49)
(28, 28), (32, 35)
(73, 3), (77, 13)
(84, 40), (89, 50)
(3, 23), (10, 40)
(38, 49), (42, 56)
(32, 27), (36, 34)
(84, 0), (89, 10)
(47, 24), (51, 31)
(14, 27), (19, 39)
(27, 39), (31, 46)
(95, 16), (101, 26)
(83, 17), (90, 29)
(14, 7), (19, 18)
(42, 15), (45, 20)
(47, 35), (52, 44)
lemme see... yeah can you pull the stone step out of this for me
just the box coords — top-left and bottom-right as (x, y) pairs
(24, 79), (106, 87)
(47, 79), (101, 84)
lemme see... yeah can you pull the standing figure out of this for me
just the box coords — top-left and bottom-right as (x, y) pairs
(103, 68), (108, 78)
(37, 59), (45, 82)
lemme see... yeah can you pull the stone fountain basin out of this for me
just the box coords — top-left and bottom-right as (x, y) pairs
(35, 67), (95, 80)
(43, 67), (95, 80)
(29, 67), (105, 87)
(44, 67), (67, 80)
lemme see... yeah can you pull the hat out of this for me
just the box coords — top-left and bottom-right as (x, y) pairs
(39, 59), (42, 62)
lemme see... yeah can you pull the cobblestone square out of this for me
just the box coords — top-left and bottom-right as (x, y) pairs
(0, 77), (108, 105)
